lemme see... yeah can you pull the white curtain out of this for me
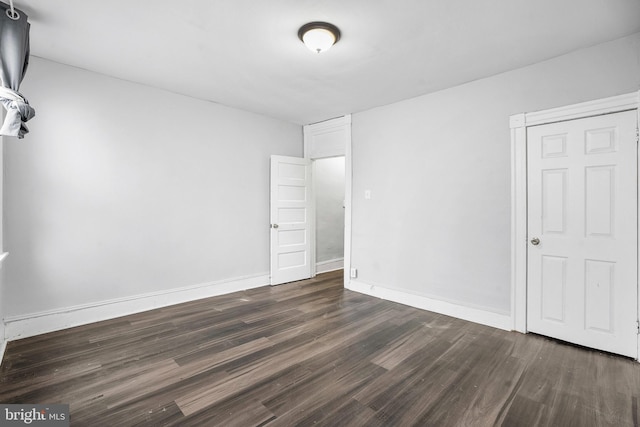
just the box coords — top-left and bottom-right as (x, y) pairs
(0, 2), (34, 139)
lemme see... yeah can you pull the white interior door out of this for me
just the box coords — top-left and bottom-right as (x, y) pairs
(270, 155), (312, 285)
(527, 110), (638, 358)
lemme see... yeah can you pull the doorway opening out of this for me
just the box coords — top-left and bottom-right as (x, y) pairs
(313, 156), (345, 275)
(270, 115), (352, 286)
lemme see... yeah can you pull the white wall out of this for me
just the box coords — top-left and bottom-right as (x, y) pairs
(4, 57), (301, 318)
(0, 265), (5, 348)
(351, 32), (640, 315)
(315, 157), (345, 263)
(0, 271), (5, 362)
(0, 135), (6, 355)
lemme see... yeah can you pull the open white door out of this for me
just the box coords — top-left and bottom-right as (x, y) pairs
(270, 155), (312, 285)
(526, 110), (637, 358)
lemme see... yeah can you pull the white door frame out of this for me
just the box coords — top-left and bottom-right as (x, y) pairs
(303, 115), (352, 286)
(510, 91), (640, 357)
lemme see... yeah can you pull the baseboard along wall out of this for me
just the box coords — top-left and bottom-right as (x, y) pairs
(2, 270), (513, 366)
(346, 279), (512, 332)
(4, 273), (270, 342)
(316, 258), (344, 274)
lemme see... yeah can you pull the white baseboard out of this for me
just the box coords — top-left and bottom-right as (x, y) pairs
(346, 279), (512, 331)
(316, 258), (344, 274)
(0, 339), (6, 367)
(4, 273), (270, 341)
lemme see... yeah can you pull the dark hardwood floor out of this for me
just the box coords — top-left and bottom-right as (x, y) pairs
(1, 270), (639, 426)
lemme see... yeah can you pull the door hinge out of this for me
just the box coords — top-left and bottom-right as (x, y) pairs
(637, 320), (640, 334)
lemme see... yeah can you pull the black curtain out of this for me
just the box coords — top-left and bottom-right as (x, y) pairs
(0, 1), (34, 139)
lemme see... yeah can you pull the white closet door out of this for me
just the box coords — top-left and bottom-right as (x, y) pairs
(527, 110), (637, 358)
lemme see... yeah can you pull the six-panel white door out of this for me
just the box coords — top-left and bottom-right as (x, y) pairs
(527, 110), (637, 358)
(270, 155), (312, 286)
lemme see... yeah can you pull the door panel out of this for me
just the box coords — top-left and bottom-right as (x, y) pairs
(541, 169), (567, 234)
(540, 255), (566, 323)
(527, 110), (637, 358)
(270, 155), (312, 285)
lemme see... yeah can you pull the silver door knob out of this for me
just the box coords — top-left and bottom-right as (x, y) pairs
(531, 237), (540, 245)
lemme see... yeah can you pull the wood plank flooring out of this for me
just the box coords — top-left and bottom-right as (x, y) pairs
(1, 270), (639, 426)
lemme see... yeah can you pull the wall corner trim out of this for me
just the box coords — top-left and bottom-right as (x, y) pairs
(4, 273), (270, 341)
(346, 279), (512, 331)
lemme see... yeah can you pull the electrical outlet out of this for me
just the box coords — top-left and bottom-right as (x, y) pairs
(350, 267), (358, 278)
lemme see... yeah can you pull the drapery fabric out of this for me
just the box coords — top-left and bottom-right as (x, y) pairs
(0, 2), (34, 139)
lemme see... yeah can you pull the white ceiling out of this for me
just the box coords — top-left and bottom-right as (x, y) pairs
(15, 0), (640, 125)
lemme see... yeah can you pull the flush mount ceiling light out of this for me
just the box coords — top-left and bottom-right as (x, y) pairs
(298, 22), (341, 53)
